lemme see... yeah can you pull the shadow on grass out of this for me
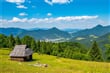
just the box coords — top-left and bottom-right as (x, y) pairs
(26, 59), (39, 62)
(32, 59), (38, 61)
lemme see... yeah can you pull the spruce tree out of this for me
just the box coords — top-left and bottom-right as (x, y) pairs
(40, 41), (46, 54)
(31, 39), (37, 52)
(21, 36), (33, 47)
(89, 41), (103, 61)
(0, 34), (7, 48)
(15, 36), (21, 45)
(8, 34), (15, 48)
(36, 40), (41, 53)
(105, 44), (110, 62)
(51, 44), (59, 56)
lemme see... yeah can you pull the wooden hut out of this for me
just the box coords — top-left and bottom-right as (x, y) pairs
(9, 45), (33, 61)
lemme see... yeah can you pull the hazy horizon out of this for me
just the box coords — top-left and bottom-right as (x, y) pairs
(0, 24), (109, 30)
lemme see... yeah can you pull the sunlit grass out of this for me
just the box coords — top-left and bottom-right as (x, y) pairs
(0, 48), (110, 73)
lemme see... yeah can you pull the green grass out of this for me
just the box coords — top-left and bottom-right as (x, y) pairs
(0, 48), (110, 73)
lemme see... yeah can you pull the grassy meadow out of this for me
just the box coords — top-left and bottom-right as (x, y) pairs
(0, 48), (110, 73)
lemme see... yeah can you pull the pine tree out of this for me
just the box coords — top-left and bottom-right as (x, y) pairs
(51, 44), (59, 56)
(46, 42), (52, 55)
(15, 36), (21, 45)
(105, 44), (110, 62)
(40, 41), (46, 54)
(21, 36), (33, 47)
(31, 39), (36, 52)
(0, 34), (7, 48)
(8, 34), (15, 48)
(36, 40), (41, 53)
(89, 41), (103, 61)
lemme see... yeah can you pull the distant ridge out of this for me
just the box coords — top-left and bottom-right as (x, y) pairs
(72, 25), (110, 37)
(0, 25), (110, 41)
(19, 27), (71, 40)
(0, 28), (26, 36)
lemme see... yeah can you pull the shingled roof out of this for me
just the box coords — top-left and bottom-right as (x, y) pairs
(10, 45), (33, 57)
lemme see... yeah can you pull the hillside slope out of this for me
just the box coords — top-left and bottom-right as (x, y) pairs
(72, 25), (110, 37)
(0, 28), (26, 36)
(70, 33), (110, 49)
(19, 27), (71, 40)
(0, 27), (71, 40)
(0, 49), (110, 73)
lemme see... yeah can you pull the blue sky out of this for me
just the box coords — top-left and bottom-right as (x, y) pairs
(0, 0), (109, 29)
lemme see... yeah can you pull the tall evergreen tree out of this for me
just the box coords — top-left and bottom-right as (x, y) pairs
(0, 34), (7, 48)
(15, 36), (21, 45)
(89, 41), (103, 61)
(105, 44), (110, 62)
(51, 45), (58, 56)
(8, 34), (15, 48)
(36, 40), (41, 53)
(46, 42), (52, 55)
(40, 41), (46, 54)
(31, 39), (37, 52)
(21, 36), (33, 47)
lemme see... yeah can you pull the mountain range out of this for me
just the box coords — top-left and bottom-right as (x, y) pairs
(69, 25), (110, 49)
(0, 27), (71, 41)
(0, 28), (26, 36)
(71, 25), (110, 37)
(19, 27), (71, 40)
(0, 25), (110, 42)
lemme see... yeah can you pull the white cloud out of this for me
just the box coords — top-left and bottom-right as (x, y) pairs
(2, 15), (107, 29)
(19, 12), (28, 16)
(16, 5), (27, 9)
(45, 0), (73, 5)
(6, 0), (25, 3)
(9, 17), (28, 23)
(7, 15), (98, 23)
(6, 0), (35, 10)
(6, 0), (28, 9)
(47, 13), (52, 16)
(55, 16), (98, 21)
(0, 19), (9, 25)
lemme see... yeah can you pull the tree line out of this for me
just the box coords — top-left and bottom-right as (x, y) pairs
(0, 34), (110, 62)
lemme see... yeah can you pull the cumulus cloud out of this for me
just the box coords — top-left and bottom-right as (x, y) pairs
(9, 17), (28, 23)
(45, 0), (73, 5)
(6, 0), (28, 9)
(47, 13), (52, 16)
(1, 15), (108, 29)
(5, 15), (98, 23)
(55, 16), (98, 21)
(16, 5), (27, 9)
(19, 12), (28, 16)
(6, 0), (25, 3)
